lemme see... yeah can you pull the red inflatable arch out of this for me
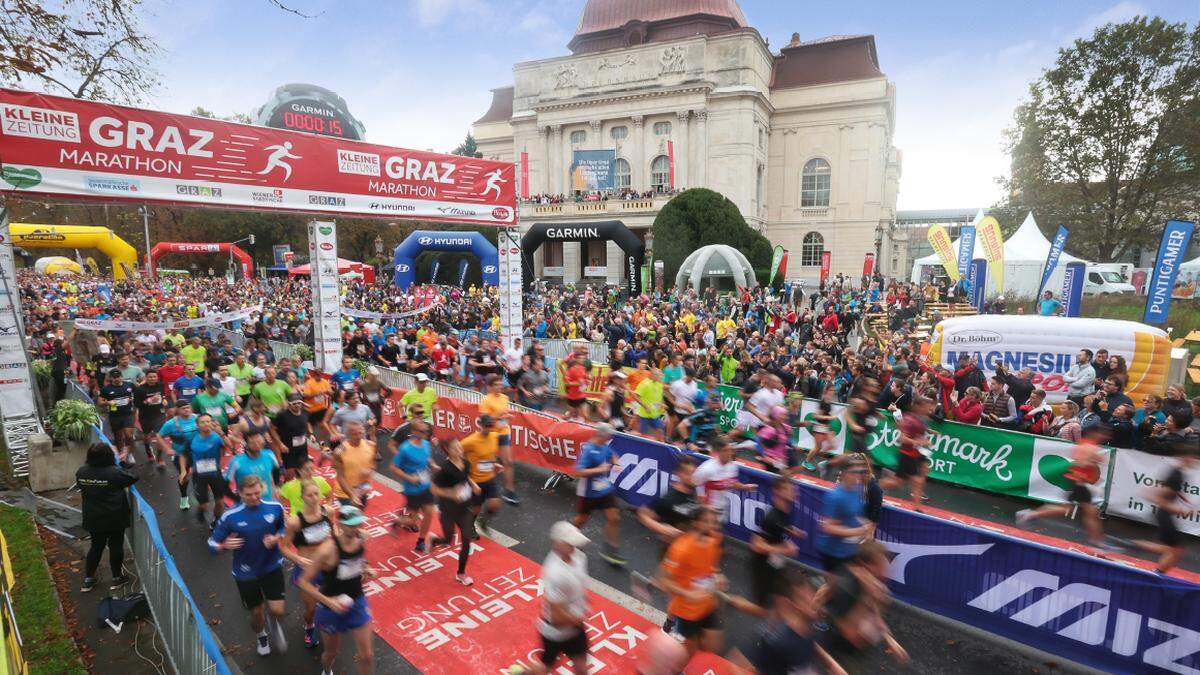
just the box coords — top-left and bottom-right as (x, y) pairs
(149, 242), (254, 279)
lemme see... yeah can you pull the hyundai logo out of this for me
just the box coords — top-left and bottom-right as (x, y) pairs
(483, 265), (497, 274)
(418, 236), (433, 245)
(395, 264), (410, 273)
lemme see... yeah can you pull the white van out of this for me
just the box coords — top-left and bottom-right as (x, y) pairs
(1084, 263), (1135, 295)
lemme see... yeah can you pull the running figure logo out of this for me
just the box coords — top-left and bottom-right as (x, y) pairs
(481, 169), (506, 199)
(258, 142), (302, 181)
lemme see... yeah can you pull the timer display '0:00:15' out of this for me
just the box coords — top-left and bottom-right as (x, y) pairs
(282, 111), (345, 137)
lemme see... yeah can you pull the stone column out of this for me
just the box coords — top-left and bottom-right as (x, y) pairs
(675, 111), (690, 189)
(606, 240), (621, 285)
(539, 125), (551, 194)
(631, 115), (645, 190)
(563, 242), (581, 284)
(693, 109), (708, 188)
(550, 124), (563, 195)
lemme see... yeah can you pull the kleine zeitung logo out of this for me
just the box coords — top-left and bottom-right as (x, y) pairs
(1, 103), (80, 143)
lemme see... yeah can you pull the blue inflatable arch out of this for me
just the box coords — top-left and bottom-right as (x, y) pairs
(393, 230), (499, 290)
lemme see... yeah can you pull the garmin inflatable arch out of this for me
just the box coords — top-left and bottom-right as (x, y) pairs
(393, 230), (498, 290)
(11, 223), (138, 279)
(520, 220), (644, 295)
(149, 242), (253, 280)
(929, 315), (1171, 403)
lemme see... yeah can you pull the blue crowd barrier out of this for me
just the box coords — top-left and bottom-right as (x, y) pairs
(604, 432), (1200, 675)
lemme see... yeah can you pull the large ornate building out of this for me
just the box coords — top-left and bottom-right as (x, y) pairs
(473, 0), (902, 285)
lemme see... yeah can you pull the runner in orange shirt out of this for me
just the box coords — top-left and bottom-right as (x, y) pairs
(301, 371), (333, 440)
(331, 420), (376, 509)
(479, 374), (520, 506)
(657, 505), (725, 656)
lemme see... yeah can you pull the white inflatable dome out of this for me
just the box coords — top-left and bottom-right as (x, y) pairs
(675, 244), (757, 291)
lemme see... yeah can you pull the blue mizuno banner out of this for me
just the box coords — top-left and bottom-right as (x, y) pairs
(600, 431), (1200, 674)
(1061, 261), (1085, 317)
(956, 225), (976, 286)
(456, 258), (469, 287)
(969, 258), (987, 310)
(430, 258), (441, 284)
(569, 150), (616, 192)
(1144, 219), (1196, 324)
(1038, 224), (1069, 297)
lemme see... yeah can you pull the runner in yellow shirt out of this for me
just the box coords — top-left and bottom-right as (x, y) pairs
(479, 374), (519, 506)
(461, 415), (504, 536)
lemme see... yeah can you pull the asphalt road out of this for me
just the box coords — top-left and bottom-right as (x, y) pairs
(75, 431), (1118, 675)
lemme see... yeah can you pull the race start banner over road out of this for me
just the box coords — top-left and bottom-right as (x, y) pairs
(0, 88), (517, 225)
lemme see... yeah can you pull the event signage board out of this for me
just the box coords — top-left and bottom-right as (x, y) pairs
(0, 212), (35, 420)
(74, 304), (261, 331)
(956, 225), (976, 288)
(397, 390), (1200, 674)
(0, 88), (516, 225)
(1061, 261), (1085, 317)
(1144, 219), (1196, 324)
(978, 215), (1006, 293)
(569, 150), (615, 192)
(819, 250), (831, 286)
(308, 220), (341, 372)
(927, 224), (959, 282)
(497, 229), (523, 351)
(1107, 447), (1200, 538)
(1038, 224), (1069, 298)
(968, 258), (988, 310)
(272, 244), (291, 267)
(768, 245), (785, 286)
(862, 252), (875, 279)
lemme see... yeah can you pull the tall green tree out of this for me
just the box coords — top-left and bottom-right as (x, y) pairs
(651, 188), (773, 285)
(1003, 16), (1200, 262)
(451, 133), (482, 158)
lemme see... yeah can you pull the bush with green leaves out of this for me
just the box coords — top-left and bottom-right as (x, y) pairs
(651, 188), (774, 286)
(294, 344), (314, 362)
(31, 359), (52, 385)
(48, 399), (100, 443)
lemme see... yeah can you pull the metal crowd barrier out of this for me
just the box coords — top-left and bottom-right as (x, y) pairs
(69, 383), (231, 675)
(206, 327), (246, 350)
(373, 364), (483, 403)
(267, 339), (302, 363)
(534, 338), (608, 364)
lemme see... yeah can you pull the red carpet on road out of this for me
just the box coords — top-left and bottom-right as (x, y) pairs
(345, 479), (661, 673)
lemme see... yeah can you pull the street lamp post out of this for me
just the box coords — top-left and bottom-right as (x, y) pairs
(374, 235), (384, 280)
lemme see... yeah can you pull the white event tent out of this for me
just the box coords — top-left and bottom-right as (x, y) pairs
(910, 212), (1091, 299)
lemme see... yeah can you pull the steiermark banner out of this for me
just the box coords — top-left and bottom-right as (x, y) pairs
(866, 413), (1111, 503)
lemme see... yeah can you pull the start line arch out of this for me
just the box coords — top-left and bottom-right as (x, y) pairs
(393, 230), (498, 290)
(12, 223), (138, 280)
(521, 220), (644, 295)
(149, 242), (253, 279)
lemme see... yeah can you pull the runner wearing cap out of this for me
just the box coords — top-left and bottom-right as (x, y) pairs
(571, 423), (626, 566)
(192, 376), (238, 431)
(462, 414), (504, 536)
(208, 474), (289, 657)
(299, 503), (374, 675)
(518, 521), (592, 675)
(158, 400), (199, 510)
(400, 373), (438, 423)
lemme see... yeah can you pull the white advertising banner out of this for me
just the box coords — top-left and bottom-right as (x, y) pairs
(1107, 449), (1200, 538)
(341, 303), (438, 321)
(497, 229), (523, 351)
(73, 304), (262, 331)
(0, 212), (36, 418)
(309, 220), (342, 372)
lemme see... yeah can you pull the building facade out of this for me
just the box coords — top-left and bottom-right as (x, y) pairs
(473, 0), (901, 286)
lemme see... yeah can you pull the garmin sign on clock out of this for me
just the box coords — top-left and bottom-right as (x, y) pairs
(255, 83), (366, 141)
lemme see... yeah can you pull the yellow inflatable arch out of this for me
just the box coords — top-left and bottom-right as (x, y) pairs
(11, 224), (139, 280)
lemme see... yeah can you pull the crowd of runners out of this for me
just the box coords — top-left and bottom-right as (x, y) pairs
(26, 266), (1199, 673)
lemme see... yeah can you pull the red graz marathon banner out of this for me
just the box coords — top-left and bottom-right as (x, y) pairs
(0, 89), (516, 225)
(383, 393), (589, 473)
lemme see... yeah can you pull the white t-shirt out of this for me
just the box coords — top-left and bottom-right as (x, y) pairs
(693, 458), (740, 519)
(502, 348), (523, 372)
(748, 387), (784, 416)
(669, 379), (699, 412)
(539, 551), (589, 641)
(219, 375), (239, 400)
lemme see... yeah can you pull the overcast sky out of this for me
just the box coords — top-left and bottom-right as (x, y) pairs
(136, 0), (1197, 210)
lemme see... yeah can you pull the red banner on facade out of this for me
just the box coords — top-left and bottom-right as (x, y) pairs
(819, 250), (831, 286)
(382, 392), (591, 473)
(862, 252), (875, 278)
(0, 88), (516, 224)
(666, 140), (675, 189)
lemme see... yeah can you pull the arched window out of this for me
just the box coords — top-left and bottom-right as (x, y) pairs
(653, 121), (672, 136)
(610, 126), (628, 141)
(650, 155), (671, 192)
(801, 158), (831, 207)
(569, 130), (586, 144)
(614, 158), (631, 189)
(801, 232), (824, 266)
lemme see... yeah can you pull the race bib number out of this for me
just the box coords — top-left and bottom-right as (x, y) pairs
(292, 435), (308, 448)
(476, 461), (494, 474)
(145, 394), (162, 405)
(456, 484), (472, 502)
(302, 521), (331, 544)
(591, 477), (610, 491)
(314, 394), (327, 406)
(194, 458), (218, 474)
(336, 557), (364, 580)
(414, 470), (430, 484)
(111, 397), (131, 407)
(205, 407), (223, 417)
(768, 552), (786, 569)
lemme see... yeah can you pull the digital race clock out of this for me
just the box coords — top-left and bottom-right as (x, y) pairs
(255, 83), (366, 141)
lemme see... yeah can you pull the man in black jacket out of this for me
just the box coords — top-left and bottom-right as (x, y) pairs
(76, 442), (138, 592)
(994, 364), (1035, 409)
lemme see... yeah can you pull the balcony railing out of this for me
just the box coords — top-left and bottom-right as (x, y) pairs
(520, 195), (671, 218)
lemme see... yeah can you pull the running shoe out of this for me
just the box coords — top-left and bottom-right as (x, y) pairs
(414, 539), (427, 554)
(502, 490), (521, 507)
(1013, 509), (1033, 526)
(477, 514), (492, 536)
(599, 548), (628, 567)
(110, 575), (130, 591)
(256, 631), (271, 656)
(456, 573), (474, 586)
(81, 577), (97, 593)
(431, 536), (451, 548)
(270, 615), (288, 653)
(802, 461), (817, 471)
(196, 510), (206, 525)
(179, 496), (190, 511)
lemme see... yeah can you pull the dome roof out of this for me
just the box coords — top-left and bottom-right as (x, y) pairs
(570, 0), (747, 53)
(675, 244), (757, 290)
